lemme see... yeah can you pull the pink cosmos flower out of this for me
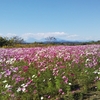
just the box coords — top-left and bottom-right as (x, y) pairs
(62, 92), (65, 95)
(48, 95), (50, 99)
(15, 76), (22, 83)
(23, 66), (29, 72)
(62, 76), (66, 79)
(64, 78), (68, 84)
(4, 69), (11, 77)
(60, 66), (66, 69)
(59, 88), (63, 93)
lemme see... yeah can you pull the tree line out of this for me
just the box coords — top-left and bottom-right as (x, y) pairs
(0, 36), (100, 47)
(0, 36), (25, 47)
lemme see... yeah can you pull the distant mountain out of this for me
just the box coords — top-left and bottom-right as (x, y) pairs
(25, 37), (91, 44)
(26, 38), (38, 43)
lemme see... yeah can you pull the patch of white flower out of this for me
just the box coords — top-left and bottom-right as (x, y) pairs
(93, 70), (100, 74)
(85, 70), (87, 73)
(0, 59), (2, 63)
(49, 78), (51, 81)
(21, 83), (28, 88)
(17, 87), (21, 92)
(41, 96), (44, 100)
(32, 75), (37, 78)
(32, 75), (35, 78)
(68, 83), (72, 85)
(6, 58), (16, 64)
(17, 87), (26, 92)
(3, 80), (7, 83)
(5, 84), (11, 89)
(85, 58), (90, 63)
(43, 79), (45, 82)
(17, 83), (28, 93)
(1, 71), (5, 75)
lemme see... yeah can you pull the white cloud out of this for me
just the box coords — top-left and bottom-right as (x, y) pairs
(5, 33), (16, 37)
(2, 32), (96, 42)
(0, 32), (79, 41)
(0, 33), (16, 38)
(67, 34), (78, 38)
(21, 32), (79, 41)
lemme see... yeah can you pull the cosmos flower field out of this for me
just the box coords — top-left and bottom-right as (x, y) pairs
(0, 45), (100, 100)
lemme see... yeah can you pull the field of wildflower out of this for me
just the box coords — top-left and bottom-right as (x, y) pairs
(0, 45), (100, 100)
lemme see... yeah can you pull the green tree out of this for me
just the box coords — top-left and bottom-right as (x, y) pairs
(0, 36), (8, 47)
(9, 36), (25, 44)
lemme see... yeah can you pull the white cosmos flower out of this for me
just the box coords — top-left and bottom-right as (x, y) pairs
(93, 70), (98, 74)
(17, 87), (21, 92)
(32, 75), (35, 78)
(98, 72), (100, 74)
(3, 80), (7, 83)
(68, 83), (72, 85)
(6, 58), (16, 64)
(1, 72), (5, 75)
(21, 83), (27, 88)
(41, 96), (44, 100)
(5, 84), (11, 89)
(21, 84), (25, 87)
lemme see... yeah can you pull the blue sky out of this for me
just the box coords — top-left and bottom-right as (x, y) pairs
(0, 0), (100, 42)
